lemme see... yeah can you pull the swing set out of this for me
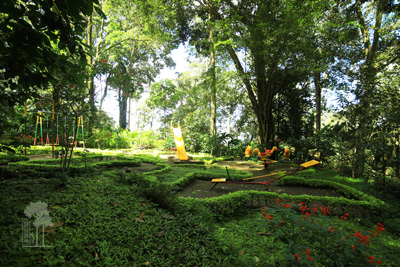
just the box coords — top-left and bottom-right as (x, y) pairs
(33, 109), (85, 150)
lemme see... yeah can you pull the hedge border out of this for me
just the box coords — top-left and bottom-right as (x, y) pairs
(177, 177), (388, 218)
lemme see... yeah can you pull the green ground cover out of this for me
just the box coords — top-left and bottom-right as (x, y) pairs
(0, 152), (399, 266)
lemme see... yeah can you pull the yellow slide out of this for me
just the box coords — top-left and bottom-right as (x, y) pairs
(172, 127), (189, 161)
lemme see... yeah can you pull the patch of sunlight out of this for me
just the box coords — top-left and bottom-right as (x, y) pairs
(381, 236), (400, 249)
(333, 175), (363, 183)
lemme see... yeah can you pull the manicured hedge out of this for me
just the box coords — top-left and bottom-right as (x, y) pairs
(278, 177), (388, 214)
(178, 178), (389, 219)
(91, 160), (141, 169)
(194, 156), (235, 165)
(0, 154), (29, 165)
(7, 154), (169, 177)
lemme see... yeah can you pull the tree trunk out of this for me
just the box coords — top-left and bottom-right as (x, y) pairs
(225, 44), (274, 145)
(396, 126), (400, 178)
(128, 96), (131, 131)
(87, 13), (95, 135)
(353, 0), (384, 178)
(313, 71), (322, 131)
(208, 2), (217, 136)
(100, 71), (112, 110)
(227, 108), (231, 134)
(119, 89), (127, 129)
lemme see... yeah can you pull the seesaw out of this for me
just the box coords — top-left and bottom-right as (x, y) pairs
(210, 160), (321, 190)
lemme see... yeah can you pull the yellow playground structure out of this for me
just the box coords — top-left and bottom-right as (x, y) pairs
(172, 124), (189, 161)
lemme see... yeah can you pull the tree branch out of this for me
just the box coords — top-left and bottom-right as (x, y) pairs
(225, 44), (258, 108)
(355, 0), (371, 59)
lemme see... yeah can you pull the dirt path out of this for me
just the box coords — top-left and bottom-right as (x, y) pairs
(178, 160), (342, 199)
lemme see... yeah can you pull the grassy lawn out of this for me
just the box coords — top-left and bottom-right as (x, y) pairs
(1, 153), (399, 266)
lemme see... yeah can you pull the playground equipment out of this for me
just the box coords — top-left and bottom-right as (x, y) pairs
(33, 105), (61, 157)
(283, 148), (290, 160)
(172, 123), (189, 161)
(245, 146), (287, 169)
(210, 160), (321, 190)
(75, 116), (85, 148)
(32, 100), (85, 153)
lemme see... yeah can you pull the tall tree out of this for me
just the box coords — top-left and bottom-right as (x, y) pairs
(214, 0), (331, 144)
(207, 0), (217, 136)
(352, 0), (391, 177)
(97, 0), (176, 129)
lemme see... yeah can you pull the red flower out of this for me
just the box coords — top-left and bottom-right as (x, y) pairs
(340, 213), (349, 220)
(367, 255), (382, 264)
(351, 244), (355, 251)
(320, 205), (331, 216)
(312, 204), (318, 214)
(262, 212), (266, 217)
(299, 202), (309, 213)
(328, 226), (336, 232)
(306, 249), (313, 261)
(261, 207), (266, 211)
(293, 254), (301, 260)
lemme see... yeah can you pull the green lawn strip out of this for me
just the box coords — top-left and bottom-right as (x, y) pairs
(0, 171), (237, 266)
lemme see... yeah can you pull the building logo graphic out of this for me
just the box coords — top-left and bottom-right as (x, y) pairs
(22, 201), (53, 247)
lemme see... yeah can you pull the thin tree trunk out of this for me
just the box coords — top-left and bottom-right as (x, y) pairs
(119, 89), (128, 129)
(128, 96), (131, 131)
(227, 108), (231, 134)
(313, 71), (322, 131)
(396, 126), (400, 178)
(87, 14), (95, 135)
(100, 71), (112, 110)
(208, 2), (217, 136)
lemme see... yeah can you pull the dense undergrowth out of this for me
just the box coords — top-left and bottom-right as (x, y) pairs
(0, 151), (399, 266)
